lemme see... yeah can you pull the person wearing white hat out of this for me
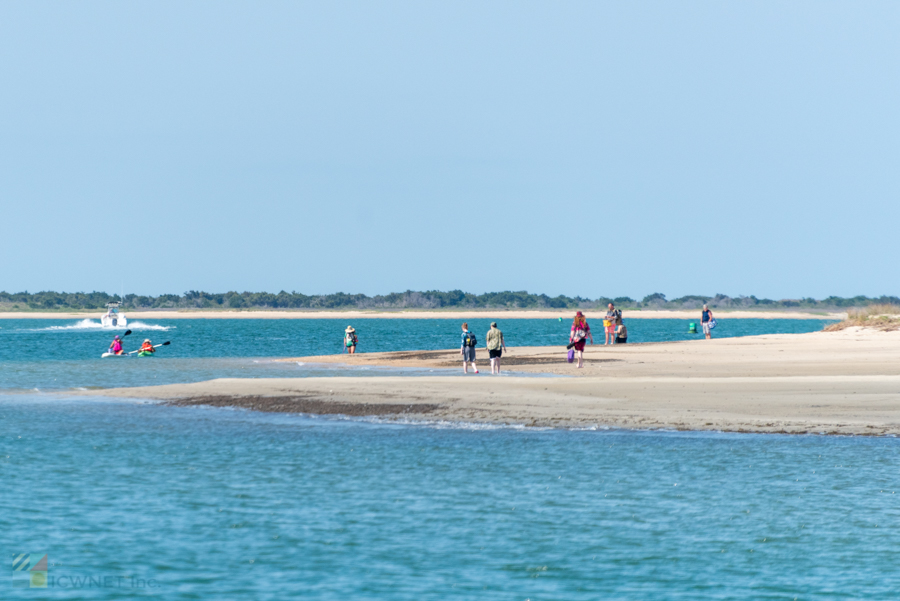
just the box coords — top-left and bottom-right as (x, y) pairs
(344, 326), (358, 354)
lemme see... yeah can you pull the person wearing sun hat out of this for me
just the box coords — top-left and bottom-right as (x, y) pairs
(344, 326), (358, 354)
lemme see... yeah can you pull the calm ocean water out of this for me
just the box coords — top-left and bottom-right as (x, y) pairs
(0, 317), (833, 390)
(8, 316), (880, 599)
(2, 395), (899, 599)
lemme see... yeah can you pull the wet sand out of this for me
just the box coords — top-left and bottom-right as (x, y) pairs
(167, 395), (442, 417)
(87, 328), (900, 435)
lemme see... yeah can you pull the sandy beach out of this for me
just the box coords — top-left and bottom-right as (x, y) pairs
(88, 328), (900, 435)
(0, 309), (843, 320)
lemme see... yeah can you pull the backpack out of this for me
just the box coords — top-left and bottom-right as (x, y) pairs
(464, 332), (477, 347)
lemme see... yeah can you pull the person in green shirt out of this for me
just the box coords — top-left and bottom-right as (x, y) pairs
(486, 322), (507, 375)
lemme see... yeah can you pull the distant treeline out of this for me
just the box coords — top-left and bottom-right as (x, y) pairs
(1, 290), (898, 311)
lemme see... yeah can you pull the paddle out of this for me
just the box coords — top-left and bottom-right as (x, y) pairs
(128, 341), (171, 355)
(101, 330), (133, 357)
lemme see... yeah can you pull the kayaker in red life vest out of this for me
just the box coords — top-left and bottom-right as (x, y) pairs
(108, 335), (124, 355)
(140, 339), (155, 354)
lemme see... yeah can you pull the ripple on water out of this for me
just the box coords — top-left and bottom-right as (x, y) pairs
(3, 395), (899, 599)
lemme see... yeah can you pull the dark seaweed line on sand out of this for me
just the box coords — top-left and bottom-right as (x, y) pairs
(167, 395), (442, 417)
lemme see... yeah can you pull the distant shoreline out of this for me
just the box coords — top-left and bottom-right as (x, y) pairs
(0, 309), (844, 320)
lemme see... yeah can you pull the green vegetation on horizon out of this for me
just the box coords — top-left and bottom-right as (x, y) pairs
(1, 290), (897, 312)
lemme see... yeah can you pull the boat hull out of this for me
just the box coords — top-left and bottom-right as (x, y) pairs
(100, 315), (128, 328)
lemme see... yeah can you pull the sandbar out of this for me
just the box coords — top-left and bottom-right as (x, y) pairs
(87, 328), (900, 435)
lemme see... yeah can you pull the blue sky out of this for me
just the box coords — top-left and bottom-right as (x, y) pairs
(1, 2), (897, 300)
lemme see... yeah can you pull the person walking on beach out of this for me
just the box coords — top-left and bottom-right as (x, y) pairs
(344, 326), (358, 354)
(701, 305), (714, 340)
(461, 322), (479, 374)
(486, 322), (507, 375)
(604, 303), (620, 345)
(569, 311), (593, 368)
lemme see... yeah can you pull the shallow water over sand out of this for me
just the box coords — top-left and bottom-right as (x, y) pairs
(3, 395), (899, 599)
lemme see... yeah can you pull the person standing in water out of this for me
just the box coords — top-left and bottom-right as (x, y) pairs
(344, 326), (358, 354)
(569, 311), (593, 368)
(701, 305), (714, 340)
(485, 322), (507, 375)
(108, 335), (124, 355)
(460, 322), (479, 374)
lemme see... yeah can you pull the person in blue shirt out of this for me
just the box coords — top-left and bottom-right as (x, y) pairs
(701, 304), (714, 340)
(460, 322), (479, 374)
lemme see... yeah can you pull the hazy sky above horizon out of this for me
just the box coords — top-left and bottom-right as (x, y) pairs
(2, 2), (898, 300)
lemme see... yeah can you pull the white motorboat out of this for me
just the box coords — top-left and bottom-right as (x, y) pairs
(100, 302), (128, 328)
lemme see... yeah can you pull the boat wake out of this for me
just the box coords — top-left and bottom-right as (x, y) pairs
(33, 320), (173, 332)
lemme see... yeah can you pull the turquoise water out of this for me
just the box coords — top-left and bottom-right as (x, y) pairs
(3, 395), (899, 599)
(3, 317), (889, 599)
(0, 318), (833, 390)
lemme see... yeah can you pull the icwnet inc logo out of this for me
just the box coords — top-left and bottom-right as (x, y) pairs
(12, 553), (48, 589)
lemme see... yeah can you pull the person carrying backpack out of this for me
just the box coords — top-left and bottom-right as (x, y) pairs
(344, 326), (358, 354)
(604, 303), (621, 345)
(460, 322), (479, 374)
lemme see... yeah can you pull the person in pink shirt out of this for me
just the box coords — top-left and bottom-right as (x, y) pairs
(108, 335), (124, 355)
(569, 311), (593, 368)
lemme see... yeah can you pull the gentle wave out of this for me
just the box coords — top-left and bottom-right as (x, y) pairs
(32, 319), (172, 332)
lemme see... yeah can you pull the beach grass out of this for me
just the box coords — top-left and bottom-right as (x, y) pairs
(824, 304), (900, 332)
